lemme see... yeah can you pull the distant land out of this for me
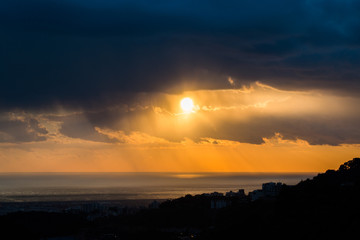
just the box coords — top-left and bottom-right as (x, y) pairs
(0, 157), (359, 239)
(0, 172), (314, 202)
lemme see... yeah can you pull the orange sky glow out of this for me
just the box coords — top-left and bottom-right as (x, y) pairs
(1, 82), (359, 173)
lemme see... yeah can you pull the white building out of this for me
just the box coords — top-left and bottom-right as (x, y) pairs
(249, 182), (284, 201)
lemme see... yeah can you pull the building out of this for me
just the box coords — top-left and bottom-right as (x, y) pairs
(249, 190), (265, 201)
(249, 182), (284, 201)
(262, 182), (283, 197)
(202, 192), (224, 197)
(226, 189), (246, 197)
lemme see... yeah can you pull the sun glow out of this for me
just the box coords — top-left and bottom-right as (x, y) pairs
(180, 97), (194, 113)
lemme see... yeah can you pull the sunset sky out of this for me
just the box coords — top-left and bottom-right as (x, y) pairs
(1, 0), (360, 172)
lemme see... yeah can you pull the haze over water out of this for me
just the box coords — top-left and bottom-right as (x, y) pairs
(0, 173), (316, 202)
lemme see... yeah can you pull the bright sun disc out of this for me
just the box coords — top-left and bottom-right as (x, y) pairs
(180, 97), (194, 113)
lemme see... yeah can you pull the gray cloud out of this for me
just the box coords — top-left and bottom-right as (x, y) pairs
(0, 114), (48, 143)
(49, 100), (360, 146)
(49, 113), (118, 143)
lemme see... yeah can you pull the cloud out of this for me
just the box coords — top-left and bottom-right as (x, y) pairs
(227, 77), (235, 87)
(1, 0), (360, 110)
(36, 82), (360, 146)
(54, 113), (118, 143)
(1, 0), (360, 145)
(0, 112), (48, 143)
(2, 1), (360, 172)
(95, 127), (170, 145)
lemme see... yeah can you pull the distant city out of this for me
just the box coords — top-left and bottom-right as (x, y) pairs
(0, 181), (285, 218)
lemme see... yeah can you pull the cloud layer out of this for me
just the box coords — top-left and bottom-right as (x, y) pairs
(1, 0), (360, 109)
(1, 1), (360, 172)
(2, 83), (359, 146)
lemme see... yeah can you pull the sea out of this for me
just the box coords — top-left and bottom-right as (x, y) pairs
(0, 172), (316, 203)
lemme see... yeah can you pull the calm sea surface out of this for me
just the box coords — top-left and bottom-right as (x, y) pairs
(0, 173), (316, 202)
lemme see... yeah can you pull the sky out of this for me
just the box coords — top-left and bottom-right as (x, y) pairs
(1, 0), (360, 172)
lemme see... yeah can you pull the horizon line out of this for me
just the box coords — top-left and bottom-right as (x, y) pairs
(0, 171), (319, 174)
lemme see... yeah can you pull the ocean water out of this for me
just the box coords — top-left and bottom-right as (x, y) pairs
(0, 172), (316, 202)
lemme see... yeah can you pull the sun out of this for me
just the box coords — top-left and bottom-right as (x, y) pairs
(180, 97), (194, 113)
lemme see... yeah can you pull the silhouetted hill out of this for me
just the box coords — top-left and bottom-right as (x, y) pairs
(303, 157), (360, 185)
(280, 157), (360, 201)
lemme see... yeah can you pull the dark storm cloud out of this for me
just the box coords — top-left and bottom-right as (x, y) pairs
(0, 114), (48, 142)
(1, 0), (360, 109)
